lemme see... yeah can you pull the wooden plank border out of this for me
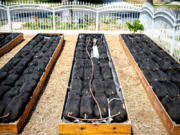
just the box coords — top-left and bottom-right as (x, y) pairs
(0, 33), (64, 134)
(59, 123), (131, 135)
(59, 34), (131, 135)
(119, 35), (180, 135)
(0, 33), (24, 57)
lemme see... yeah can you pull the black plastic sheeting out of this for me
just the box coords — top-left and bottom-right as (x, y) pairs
(0, 33), (20, 48)
(121, 34), (180, 124)
(0, 34), (62, 123)
(62, 34), (127, 123)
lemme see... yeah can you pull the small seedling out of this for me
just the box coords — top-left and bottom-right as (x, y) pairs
(126, 20), (144, 33)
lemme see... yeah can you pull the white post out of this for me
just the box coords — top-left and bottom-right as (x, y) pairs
(96, 11), (99, 32)
(152, 15), (154, 38)
(53, 9), (56, 31)
(7, 7), (12, 32)
(170, 25), (176, 55)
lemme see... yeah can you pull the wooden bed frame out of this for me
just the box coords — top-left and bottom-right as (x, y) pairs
(59, 34), (132, 135)
(119, 35), (180, 135)
(0, 33), (64, 134)
(0, 33), (24, 57)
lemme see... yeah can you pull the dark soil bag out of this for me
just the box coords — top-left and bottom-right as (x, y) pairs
(121, 34), (180, 124)
(63, 34), (127, 123)
(80, 94), (94, 119)
(109, 95), (127, 122)
(63, 93), (81, 121)
(0, 34), (61, 123)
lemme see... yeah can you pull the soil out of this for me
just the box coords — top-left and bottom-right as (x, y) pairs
(63, 34), (127, 123)
(0, 33), (20, 48)
(0, 34), (62, 123)
(0, 34), (167, 135)
(121, 34), (180, 124)
(106, 34), (167, 135)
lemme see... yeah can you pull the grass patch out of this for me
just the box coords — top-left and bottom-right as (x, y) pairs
(153, 37), (180, 62)
(22, 21), (93, 30)
(173, 48), (180, 62)
(154, 4), (180, 9)
(125, 0), (167, 4)
(0, 22), (7, 27)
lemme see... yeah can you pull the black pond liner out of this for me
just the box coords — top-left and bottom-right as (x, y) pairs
(121, 34), (180, 124)
(0, 33), (62, 123)
(62, 34), (128, 123)
(0, 33), (21, 48)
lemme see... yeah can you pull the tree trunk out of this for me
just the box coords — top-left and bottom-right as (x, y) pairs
(147, 0), (153, 5)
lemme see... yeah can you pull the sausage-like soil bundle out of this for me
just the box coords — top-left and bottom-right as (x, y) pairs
(0, 34), (62, 123)
(63, 34), (127, 123)
(0, 33), (20, 48)
(121, 34), (180, 124)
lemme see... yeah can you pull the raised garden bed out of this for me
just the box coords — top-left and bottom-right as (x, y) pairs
(59, 34), (131, 135)
(120, 34), (180, 135)
(0, 33), (64, 133)
(0, 33), (23, 57)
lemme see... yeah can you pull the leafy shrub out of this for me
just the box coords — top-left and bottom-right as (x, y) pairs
(102, 17), (111, 24)
(126, 20), (144, 33)
(102, 17), (117, 24)
(111, 18), (117, 24)
(84, 15), (95, 25)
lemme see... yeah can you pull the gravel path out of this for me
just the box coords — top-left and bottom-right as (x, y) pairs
(105, 34), (167, 135)
(0, 34), (167, 135)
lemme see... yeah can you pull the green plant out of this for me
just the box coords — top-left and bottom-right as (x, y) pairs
(22, 20), (52, 30)
(102, 17), (111, 24)
(126, 20), (144, 33)
(111, 18), (117, 24)
(0, 22), (5, 27)
(102, 17), (117, 24)
(84, 15), (95, 25)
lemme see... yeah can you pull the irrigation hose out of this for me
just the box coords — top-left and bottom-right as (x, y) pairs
(86, 38), (103, 119)
(67, 37), (121, 122)
(109, 98), (121, 104)
(68, 112), (120, 121)
(0, 112), (10, 119)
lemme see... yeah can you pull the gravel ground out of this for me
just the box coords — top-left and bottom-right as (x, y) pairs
(105, 34), (167, 135)
(0, 34), (167, 135)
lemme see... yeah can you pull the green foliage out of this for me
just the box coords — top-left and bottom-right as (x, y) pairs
(84, 15), (95, 25)
(111, 18), (117, 24)
(56, 23), (85, 30)
(0, 22), (5, 27)
(47, 15), (59, 21)
(173, 48), (180, 62)
(154, 4), (180, 9)
(22, 21), (52, 30)
(102, 17), (111, 24)
(126, 20), (144, 33)
(176, 36), (180, 41)
(37, 0), (50, 2)
(23, 20), (87, 30)
(78, 0), (103, 4)
(102, 17), (117, 24)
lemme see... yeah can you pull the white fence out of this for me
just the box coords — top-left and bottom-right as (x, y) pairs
(0, 1), (179, 61)
(140, 2), (180, 61)
(0, 1), (142, 32)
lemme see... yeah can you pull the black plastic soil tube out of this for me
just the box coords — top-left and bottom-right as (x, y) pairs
(62, 34), (128, 124)
(121, 34), (180, 124)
